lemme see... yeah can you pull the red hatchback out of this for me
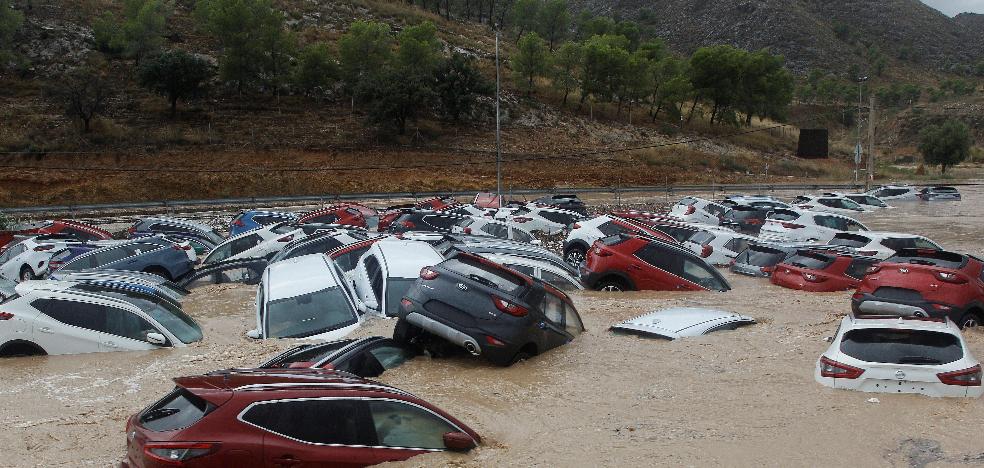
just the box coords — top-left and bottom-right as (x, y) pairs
(0, 220), (112, 249)
(771, 250), (879, 292)
(852, 248), (984, 328)
(122, 369), (480, 468)
(580, 234), (731, 292)
(298, 205), (368, 228)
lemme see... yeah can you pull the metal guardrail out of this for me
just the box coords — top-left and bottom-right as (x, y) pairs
(3, 181), (980, 216)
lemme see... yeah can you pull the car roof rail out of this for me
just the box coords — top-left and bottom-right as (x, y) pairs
(850, 313), (947, 324)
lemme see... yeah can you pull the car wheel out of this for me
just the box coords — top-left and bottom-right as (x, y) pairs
(503, 351), (532, 367)
(595, 279), (627, 292)
(393, 318), (423, 345)
(19, 266), (37, 282)
(565, 246), (586, 266)
(958, 312), (982, 329)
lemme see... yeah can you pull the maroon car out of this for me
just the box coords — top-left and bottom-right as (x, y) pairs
(0, 220), (112, 249)
(122, 368), (480, 468)
(298, 205), (368, 228)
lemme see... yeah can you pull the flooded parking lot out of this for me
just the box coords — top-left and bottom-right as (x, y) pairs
(2, 186), (984, 467)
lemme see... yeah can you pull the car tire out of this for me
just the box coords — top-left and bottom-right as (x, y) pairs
(564, 246), (587, 266)
(393, 318), (423, 345)
(595, 278), (628, 292)
(19, 266), (36, 282)
(958, 311), (982, 329)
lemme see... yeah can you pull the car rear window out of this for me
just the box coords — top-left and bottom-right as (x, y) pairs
(840, 329), (963, 365)
(887, 249), (966, 269)
(740, 246), (786, 267)
(828, 234), (871, 248)
(933, 187), (958, 193)
(139, 388), (213, 431)
(784, 251), (835, 270)
(650, 225), (696, 242)
(729, 207), (762, 219)
(768, 209), (800, 221)
(688, 231), (715, 246)
(442, 256), (526, 294)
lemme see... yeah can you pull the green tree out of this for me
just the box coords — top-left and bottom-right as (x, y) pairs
(366, 69), (435, 135)
(46, 68), (113, 133)
(92, 12), (124, 54)
(434, 53), (492, 121)
(689, 45), (746, 124)
(736, 49), (794, 125)
(338, 21), (392, 101)
(395, 21), (442, 77)
(621, 49), (653, 118)
(292, 43), (338, 97)
(613, 20), (640, 51)
(194, 0), (287, 93)
(536, 0), (569, 51)
(138, 49), (214, 117)
(121, 0), (172, 63)
(578, 34), (629, 107)
(509, 0), (541, 41)
(549, 41), (581, 106)
(919, 120), (972, 174)
(0, 0), (24, 63)
(650, 55), (689, 120)
(512, 32), (548, 96)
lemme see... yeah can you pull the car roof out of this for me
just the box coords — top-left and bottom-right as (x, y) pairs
(373, 239), (444, 277)
(13, 281), (142, 309)
(142, 217), (214, 231)
(177, 368), (412, 397)
(612, 308), (755, 339)
(845, 314), (960, 334)
(266, 254), (340, 300)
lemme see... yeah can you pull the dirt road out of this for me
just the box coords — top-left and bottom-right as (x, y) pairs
(2, 189), (983, 467)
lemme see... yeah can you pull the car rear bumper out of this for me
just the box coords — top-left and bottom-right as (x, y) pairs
(406, 312), (482, 355)
(400, 301), (520, 365)
(815, 373), (982, 398)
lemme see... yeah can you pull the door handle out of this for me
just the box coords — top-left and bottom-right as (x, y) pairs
(274, 455), (302, 467)
(103, 341), (118, 348)
(38, 327), (53, 334)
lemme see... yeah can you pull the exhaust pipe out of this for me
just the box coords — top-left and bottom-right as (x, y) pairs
(463, 341), (480, 356)
(406, 312), (482, 356)
(913, 310), (928, 318)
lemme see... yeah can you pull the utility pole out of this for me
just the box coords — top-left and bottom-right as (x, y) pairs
(867, 95), (875, 190)
(494, 26), (503, 205)
(855, 76), (868, 185)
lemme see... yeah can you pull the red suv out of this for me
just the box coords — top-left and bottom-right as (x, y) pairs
(852, 248), (984, 328)
(0, 220), (112, 249)
(298, 205), (367, 228)
(122, 368), (480, 468)
(771, 249), (879, 292)
(580, 234), (731, 292)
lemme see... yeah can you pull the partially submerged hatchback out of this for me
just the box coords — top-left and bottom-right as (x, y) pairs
(770, 249), (878, 292)
(582, 234), (731, 292)
(730, 243), (801, 278)
(397, 253), (585, 366)
(827, 232), (941, 260)
(851, 248), (984, 328)
(121, 369), (480, 468)
(815, 315), (981, 398)
(866, 185), (919, 201)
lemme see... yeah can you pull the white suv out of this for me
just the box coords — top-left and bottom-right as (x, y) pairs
(563, 215), (642, 265)
(203, 222), (318, 265)
(0, 282), (202, 356)
(793, 195), (869, 215)
(866, 185), (919, 201)
(682, 228), (758, 267)
(759, 208), (868, 243)
(457, 216), (537, 243)
(496, 204), (584, 235)
(669, 197), (730, 226)
(827, 232), (942, 260)
(816, 315), (982, 398)
(351, 239), (445, 317)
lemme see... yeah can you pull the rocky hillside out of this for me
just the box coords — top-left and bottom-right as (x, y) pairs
(955, 12), (984, 34)
(572, 0), (984, 74)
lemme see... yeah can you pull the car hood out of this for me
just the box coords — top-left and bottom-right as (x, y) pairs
(610, 307), (755, 339)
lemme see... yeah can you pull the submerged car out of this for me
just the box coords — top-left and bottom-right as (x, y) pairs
(128, 217), (224, 254)
(770, 250), (879, 292)
(121, 368), (480, 468)
(582, 234), (731, 292)
(268, 228), (381, 263)
(0, 219), (113, 249)
(495, 204), (584, 235)
(0, 281), (202, 357)
(397, 253), (585, 366)
(179, 258), (268, 289)
(229, 210), (299, 236)
(563, 215), (676, 266)
(351, 239), (445, 317)
(866, 185), (919, 201)
(298, 204), (369, 228)
(793, 195), (868, 215)
(248, 254), (360, 340)
(730, 243), (804, 278)
(824, 192), (889, 209)
(611, 308), (755, 340)
(759, 208), (868, 244)
(475, 253), (583, 291)
(826, 232), (941, 260)
(51, 237), (195, 282)
(532, 193), (587, 215)
(719, 205), (768, 234)
(259, 336), (414, 377)
(682, 228), (757, 267)
(815, 315), (981, 398)
(917, 186), (961, 201)
(669, 197), (730, 226)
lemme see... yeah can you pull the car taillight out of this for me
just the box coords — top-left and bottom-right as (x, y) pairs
(463, 227), (472, 234)
(760, 266), (775, 273)
(145, 442), (221, 464)
(819, 356), (864, 379)
(934, 271), (967, 284)
(33, 245), (54, 252)
(277, 235), (293, 243)
(492, 296), (528, 317)
(485, 335), (506, 346)
(856, 250), (877, 257)
(401, 220), (416, 229)
(684, 205), (696, 215)
(746, 219), (763, 225)
(400, 298), (413, 308)
(0, 312), (13, 320)
(513, 217), (532, 223)
(802, 272), (826, 282)
(232, 219), (245, 227)
(172, 244), (192, 251)
(865, 265), (881, 274)
(780, 222), (804, 229)
(938, 365), (982, 386)
(700, 244), (713, 258)
(572, 223), (581, 229)
(419, 267), (439, 280)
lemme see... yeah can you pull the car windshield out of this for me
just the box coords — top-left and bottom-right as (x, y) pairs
(840, 328), (963, 365)
(828, 234), (871, 248)
(91, 290), (203, 344)
(784, 252), (835, 270)
(266, 287), (357, 338)
(740, 247), (786, 267)
(443, 256), (526, 294)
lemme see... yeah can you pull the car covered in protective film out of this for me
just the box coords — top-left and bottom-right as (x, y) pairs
(719, 205), (769, 234)
(815, 315), (981, 398)
(350, 239), (445, 317)
(121, 369), (480, 468)
(51, 237), (195, 282)
(396, 252), (584, 366)
(563, 215), (677, 266)
(128, 217), (224, 255)
(824, 192), (889, 209)
(793, 194), (869, 215)
(248, 254), (361, 340)
(532, 193), (587, 215)
(682, 228), (757, 267)
(866, 185), (919, 201)
(179, 258), (268, 289)
(770, 250), (879, 292)
(759, 208), (868, 244)
(450, 235), (576, 276)
(259, 336), (414, 378)
(49, 269), (190, 305)
(229, 210), (299, 236)
(297, 204), (369, 228)
(581, 234), (731, 292)
(730, 243), (805, 278)
(611, 308), (755, 340)
(826, 232), (941, 260)
(202, 222), (324, 265)
(669, 197), (730, 226)
(495, 204), (584, 235)
(457, 216), (537, 243)
(268, 228), (382, 264)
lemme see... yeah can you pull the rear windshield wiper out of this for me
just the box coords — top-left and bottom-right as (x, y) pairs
(141, 407), (179, 422)
(467, 274), (499, 290)
(897, 356), (942, 365)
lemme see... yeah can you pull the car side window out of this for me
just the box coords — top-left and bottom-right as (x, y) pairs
(367, 344), (412, 371)
(242, 400), (377, 446)
(724, 238), (750, 253)
(334, 349), (385, 377)
(540, 211), (574, 225)
(365, 255), (383, 304)
(511, 228), (534, 243)
(333, 245), (371, 272)
(634, 243), (681, 273)
(367, 400), (458, 450)
(103, 306), (160, 342)
(230, 234), (262, 256)
(563, 303), (584, 335)
(844, 219), (865, 232)
(540, 292), (565, 325)
(0, 244), (25, 263)
(680, 259), (726, 290)
(33, 299), (109, 333)
(912, 238), (939, 250)
(92, 247), (134, 266)
(598, 221), (630, 237)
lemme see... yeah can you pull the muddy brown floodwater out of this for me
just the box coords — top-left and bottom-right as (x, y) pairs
(3, 186), (984, 467)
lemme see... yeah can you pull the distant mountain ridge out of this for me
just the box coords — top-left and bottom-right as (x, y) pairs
(572, 0), (984, 74)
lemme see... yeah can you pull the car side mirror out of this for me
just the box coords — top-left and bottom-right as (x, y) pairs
(246, 329), (262, 339)
(146, 332), (168, 346)
(442, 432), (476, 452)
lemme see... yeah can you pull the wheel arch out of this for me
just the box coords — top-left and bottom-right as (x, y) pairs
(0, 339), (47, 357)
(595, 271), (636, 291)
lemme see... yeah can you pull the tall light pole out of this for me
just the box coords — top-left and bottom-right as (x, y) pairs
(494, 26), (503, 205)
(855, 75), (868, 184)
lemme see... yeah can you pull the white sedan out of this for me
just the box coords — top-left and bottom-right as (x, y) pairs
(816, 315), (982, 398)
(759, 208), (868, 244)
(826, 232), (942, 260)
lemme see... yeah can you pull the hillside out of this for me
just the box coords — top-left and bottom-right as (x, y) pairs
(955, 12), (984, 34)
(573, 0), (984, 74)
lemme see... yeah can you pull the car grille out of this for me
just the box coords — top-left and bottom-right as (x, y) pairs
(872, 287), (924, 302)
(423, 300), (477, 328)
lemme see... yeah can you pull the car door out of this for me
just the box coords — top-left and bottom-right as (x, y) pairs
(240, 399), (383, 467)
(353, 254), (383, 314)
(28, 298), (146, 354)
(534, 291), (575, 352)
(632, 244), (685, 290)
(97, 305), (165, 351)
